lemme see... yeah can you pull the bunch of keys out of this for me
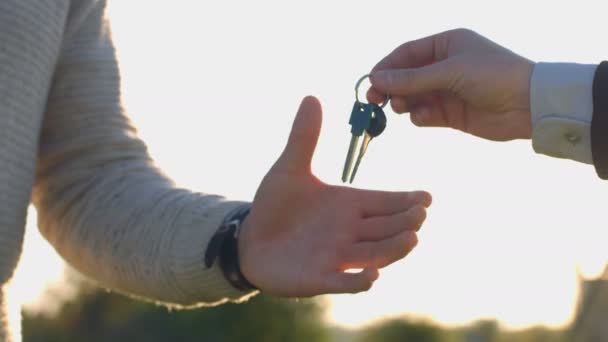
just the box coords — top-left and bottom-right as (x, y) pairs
(342, 74), (389, 183)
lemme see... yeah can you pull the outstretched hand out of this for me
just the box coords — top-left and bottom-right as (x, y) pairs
(238, 96), (432, 297)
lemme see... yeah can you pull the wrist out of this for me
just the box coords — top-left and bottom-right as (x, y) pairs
(236, 216), (258, 290)
(204, 205), (258, 292)
(518, 60), (535, 139)
(514, 107), (533, 140)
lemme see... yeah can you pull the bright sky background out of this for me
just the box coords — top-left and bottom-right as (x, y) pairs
(10, 0), (608, 334)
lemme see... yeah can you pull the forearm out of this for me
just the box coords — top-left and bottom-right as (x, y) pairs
(33, 0), (256, 307)
(35, 158), (251, 306)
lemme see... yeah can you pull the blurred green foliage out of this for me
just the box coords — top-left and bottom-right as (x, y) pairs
(22, 283), (568, 342)
(23, 285), (330, 342)
(358, 318), (566, 342)
(358, 318), (444, 342)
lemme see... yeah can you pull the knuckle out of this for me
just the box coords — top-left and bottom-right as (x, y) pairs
(451, 27), (476, 38)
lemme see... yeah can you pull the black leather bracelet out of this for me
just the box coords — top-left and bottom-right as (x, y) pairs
(591, 61), (608, 179)
(204, 205), (258, 291)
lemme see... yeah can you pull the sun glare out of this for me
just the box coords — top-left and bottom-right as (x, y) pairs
(105, 0), (608, 331)
(8, 208), (74, 314)
(8, 1), (606, 337)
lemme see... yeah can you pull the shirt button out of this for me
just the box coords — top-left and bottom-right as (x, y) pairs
(564, 131), (581, 144)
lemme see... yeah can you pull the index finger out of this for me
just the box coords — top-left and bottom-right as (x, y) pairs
(344, 188), (432, 218)
(367, 33), (445, 105)
(371, 33), (444, 73)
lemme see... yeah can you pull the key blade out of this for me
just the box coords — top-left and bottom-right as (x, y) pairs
(342, 135), (360, 183)
(349, 134), (372, 183)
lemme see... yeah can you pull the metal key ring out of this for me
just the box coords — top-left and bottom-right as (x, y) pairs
(355, 73), (390, 108)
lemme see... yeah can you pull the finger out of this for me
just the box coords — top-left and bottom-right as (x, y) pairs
(371, 33), (446, 73)
(366, 87), (407, 113)
(390, 96), (410, 114)
(357, 205), (427, 242)
(409, 92), (464, 128)
(370, 61), (457, 97)
(346, 189), (432, 217)
(366, 88), (411, 113)
(366, 87), (386, 104)
(369, 94), (419, 114)
(346, 230), (418, 269)
(276, 96), (322, 173)
(366, 88), (409, 113)
(410, 104), (446, 127)
(325, 267), (379, 294)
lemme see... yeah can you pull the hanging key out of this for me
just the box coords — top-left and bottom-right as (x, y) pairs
(342, 101), (373, 183)
(342, 74), (390, 183)
(349, 104), (387, 183)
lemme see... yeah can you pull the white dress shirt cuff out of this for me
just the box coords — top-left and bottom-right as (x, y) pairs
(530, 62), (597, 164)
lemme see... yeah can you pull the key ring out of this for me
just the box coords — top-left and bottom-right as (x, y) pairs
(355, 74), (390, 108)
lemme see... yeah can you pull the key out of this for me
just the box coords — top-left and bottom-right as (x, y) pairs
(348, 104), (387, 183)
(342, 102), (373, 183)
(342, 74), (390, 183)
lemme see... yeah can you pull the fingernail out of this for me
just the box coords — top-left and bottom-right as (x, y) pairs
(416, 191), (432, 208)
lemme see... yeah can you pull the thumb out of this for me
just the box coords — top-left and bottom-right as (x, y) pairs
(370, 60), (458, 96)
(277, 96), (322, 173)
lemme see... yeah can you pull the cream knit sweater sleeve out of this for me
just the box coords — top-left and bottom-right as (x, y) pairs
(32, 0), (257, 306)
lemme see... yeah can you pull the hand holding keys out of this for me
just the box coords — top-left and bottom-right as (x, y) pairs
(342, 74), (389, 183)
